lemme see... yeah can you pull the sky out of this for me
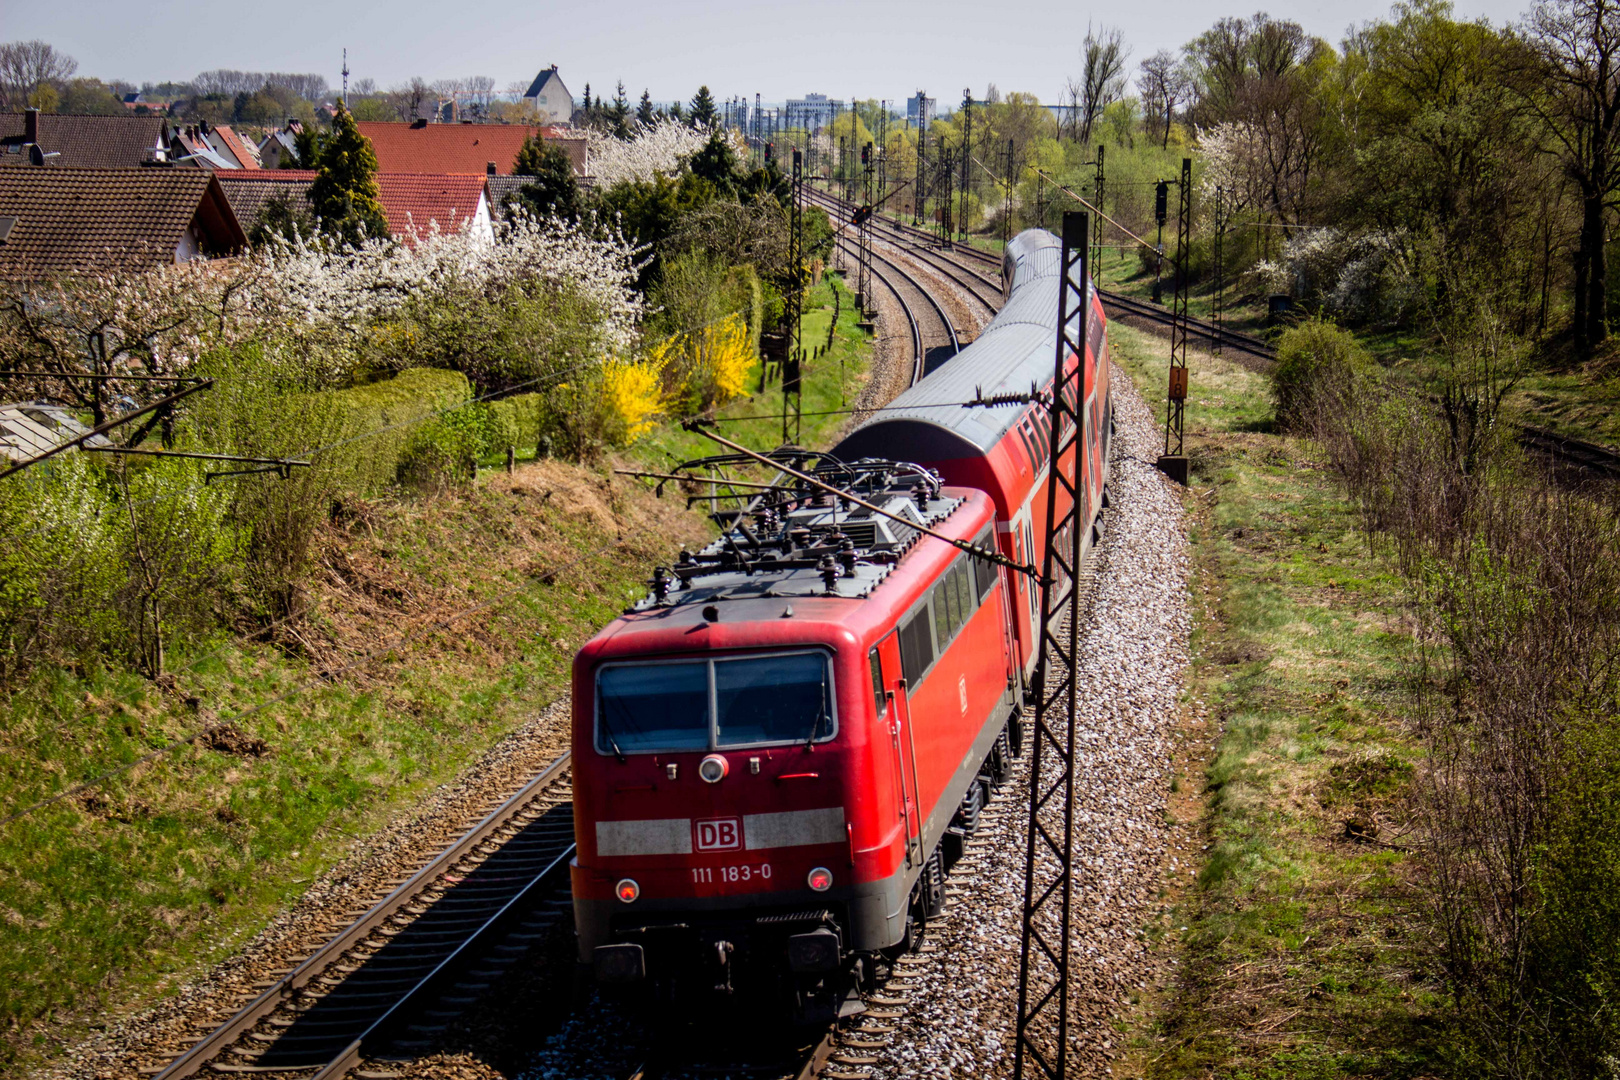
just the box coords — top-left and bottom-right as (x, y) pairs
(11, 0), (1532, 106)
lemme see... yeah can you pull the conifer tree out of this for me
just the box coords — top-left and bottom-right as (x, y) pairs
(309, 103), (389, 246)
(610, 80), (631, 139)
(512, 133), (579, 220)
(689, 85), (718, 128)
(637, 88), (655, 127)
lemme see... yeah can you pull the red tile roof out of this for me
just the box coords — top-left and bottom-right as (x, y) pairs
(356, 121), (538, 176)
(0, 167), (246, 279)
(378, 174), (488, 238)
(212, 125), (260, 169)
(215, 170), (487, 242)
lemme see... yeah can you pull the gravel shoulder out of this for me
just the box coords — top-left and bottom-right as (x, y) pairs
(858, 362), (1194, 1079)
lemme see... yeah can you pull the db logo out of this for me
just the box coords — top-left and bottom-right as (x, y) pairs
(694, 817), (742, 852)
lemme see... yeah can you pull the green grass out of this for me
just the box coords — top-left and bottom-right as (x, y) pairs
(1104, 323), (1447, 1078)
(0, 293), (874, 1073)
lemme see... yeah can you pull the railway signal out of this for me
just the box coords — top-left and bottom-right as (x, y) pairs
(1014, 210), (1090, 1080)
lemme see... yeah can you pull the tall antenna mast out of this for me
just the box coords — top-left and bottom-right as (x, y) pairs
(341, 48), (349, 100)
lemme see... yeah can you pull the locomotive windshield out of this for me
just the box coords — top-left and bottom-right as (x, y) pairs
(596, 650), (836, 755)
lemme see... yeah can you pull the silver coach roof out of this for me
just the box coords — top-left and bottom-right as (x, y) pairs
(831, 229), (1091, 462)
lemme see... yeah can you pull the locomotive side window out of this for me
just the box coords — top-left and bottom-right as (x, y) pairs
(869, 649), (886, 717)
(596, 662), (709, 754)
(595, 650), (838, 755)
(899, 608), (934, 686)
(974, 529), (998, 600)
(715, 652), (832, 746)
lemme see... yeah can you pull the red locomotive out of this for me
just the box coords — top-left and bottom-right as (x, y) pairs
(568, 229), (1112, 1021)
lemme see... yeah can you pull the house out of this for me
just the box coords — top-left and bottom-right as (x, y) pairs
(170, 124), (239, 170)
(0, 167), (246, 280)
(208, 125), (260, 169)
(258, 123), (303, 170)
(378, 174), (492, 243)
(357, 120), (543, 177)
(216, 169), (493, 245)
(0, 109), (170, 168)
(213, 169), (316, 236)
(523, 66), (573, 126)
(0, 401), (112, 464)
(907, 93), (936, 127)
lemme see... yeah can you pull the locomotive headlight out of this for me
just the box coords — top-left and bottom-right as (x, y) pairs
(699, 754), (729, 784)
(615, 878), (640, 903)
(807, 866), (833, 892)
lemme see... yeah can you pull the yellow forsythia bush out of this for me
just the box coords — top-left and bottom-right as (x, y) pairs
(602, 359), (667, 442)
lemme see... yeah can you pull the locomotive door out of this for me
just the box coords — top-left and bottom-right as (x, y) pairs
(870, 635), (922, 868)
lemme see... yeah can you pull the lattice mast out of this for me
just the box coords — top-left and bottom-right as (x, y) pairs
(1161, 157), (1192, 475)
(783, 148), (805, 445)
(958, 90), (973, 241)
(1013, 210), (1090, 1080)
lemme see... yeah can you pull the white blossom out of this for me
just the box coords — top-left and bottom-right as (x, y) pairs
(585, 118), (711, 186)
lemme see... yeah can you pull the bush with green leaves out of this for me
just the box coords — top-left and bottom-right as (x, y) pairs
(1270, 318), (1376, 432)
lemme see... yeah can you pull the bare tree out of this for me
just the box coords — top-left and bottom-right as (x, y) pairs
(385, 77), (431, 121)
(0, 40), (77, 110)
(1137, 49), (1191, 148)
(1077, 24), (1131, 145)
(351, 77), (378, 98)
(1519, 0), (1620, 349)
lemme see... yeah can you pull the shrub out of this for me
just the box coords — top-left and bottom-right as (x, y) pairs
(1270, 318), (1376, 432)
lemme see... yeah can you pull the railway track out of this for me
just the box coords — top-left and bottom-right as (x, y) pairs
(832, 233), (953, 387)
(152, 754), (576, 1079)
(810, 187), (1278, 364)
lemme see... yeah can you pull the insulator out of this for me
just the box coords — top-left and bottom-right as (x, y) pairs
(819, 554), (839, 593)
(651, 566), (671, 601)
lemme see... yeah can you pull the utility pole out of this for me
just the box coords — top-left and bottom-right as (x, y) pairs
(1212, 185), (1226, 356)
(859, 141), (874, 316)
(1091, 145), (1105, 276)
(914, 95), (929, 226)
(938, 138), (955, 247)
(755, 92), (761, 166)
(1158, 157), (1192, 485)
(878, 100), (889, 205)
(784, 148), (805, 446)
(959, 89), (973, 241)
(1151, 177), (1169, 303)
(1004, 137), (1015, 246)
(1013, 210), (1089, 1080)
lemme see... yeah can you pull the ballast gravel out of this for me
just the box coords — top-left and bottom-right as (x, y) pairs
(851, 362), (1192, 1079)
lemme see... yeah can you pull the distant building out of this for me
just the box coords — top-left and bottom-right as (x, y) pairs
(258, 124), (302, 169)
(0, 167), (246, 280)
(358, 120), (541, 176)
(907, 93), (936, 127)
(0, 402), (113, 465)
(786, 93), (836, 131)
(523, 66), (574, 126)
(216, 169), (495, 245)
(0, 109), (170, 168)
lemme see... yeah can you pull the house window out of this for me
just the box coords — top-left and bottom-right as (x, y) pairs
(537, 95), (547, 104)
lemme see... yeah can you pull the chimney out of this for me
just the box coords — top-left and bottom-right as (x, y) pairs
(486, 161), (496, 175)
(411, 117), (428, 129)
(24, 108), (38, 144)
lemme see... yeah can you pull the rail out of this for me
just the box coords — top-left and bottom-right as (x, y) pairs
(154, 753), (575, 1079)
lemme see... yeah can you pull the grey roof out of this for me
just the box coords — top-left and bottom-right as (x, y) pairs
(0, 401), (111, 463)
(524, 67), (564, 99)
(833, 229), (1096, 461)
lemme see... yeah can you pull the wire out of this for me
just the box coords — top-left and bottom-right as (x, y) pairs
(0, 535), (624, 830)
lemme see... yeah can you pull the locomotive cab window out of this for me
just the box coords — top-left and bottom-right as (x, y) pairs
(595, 650), (837, 755)
(974, 528), (998, 600)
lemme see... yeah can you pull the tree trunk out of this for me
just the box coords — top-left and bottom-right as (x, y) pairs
(1585, 188), (1608, 346)
(1575, 207), (1591, 348)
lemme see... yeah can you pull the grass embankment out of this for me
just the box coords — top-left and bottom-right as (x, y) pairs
(1104, 323), (1446, 1078)
(0, 275), (871, 1074)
